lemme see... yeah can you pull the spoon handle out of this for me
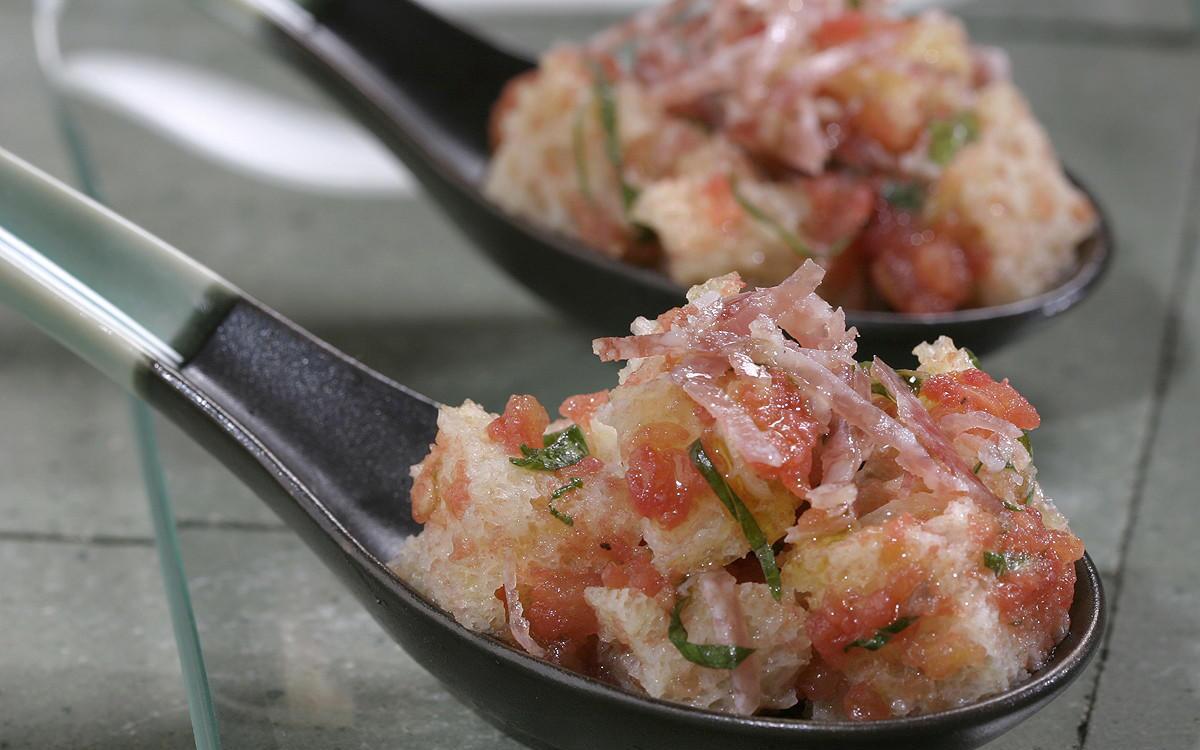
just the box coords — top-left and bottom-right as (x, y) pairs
(0, 148), (237, 386)
(0, 145), (437, 562)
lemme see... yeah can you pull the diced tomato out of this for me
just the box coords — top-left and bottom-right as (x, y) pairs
(921, 369), (1041, 430)
(559, 391), (610, 426)
(566, 194), (632, 259)
(988, 510), (1082, 654)
(560, 455), (606, 481)
(801, 175), (874, 248)
(901, 622), (987, 680)
(626, 423), (707, 529)
(857, 200), (972, 313)
(797, 657), (845, 704)
(727, 370), (824, 497)
(806, 532), (922, 668)
(818, 233), (871, 310)
(521, 563), (603, 670)
(702, 174), (744, 230)
(844, 682), (892, 721)
(813, 12), (872, 49)
(487, 395), (550, 455)
(444, 462), (472, 519)
(601, 546), (667, 598)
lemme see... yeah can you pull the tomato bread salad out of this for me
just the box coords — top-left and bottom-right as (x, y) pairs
(393, 261), (1083, 721)
(485, 0), (1097, 313)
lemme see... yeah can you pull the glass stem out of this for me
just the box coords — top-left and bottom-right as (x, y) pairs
(34, 5), (224, 743)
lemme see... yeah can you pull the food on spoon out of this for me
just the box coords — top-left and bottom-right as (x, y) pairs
(484, 0), (1096, 313)
(393, 261), (1083, 719)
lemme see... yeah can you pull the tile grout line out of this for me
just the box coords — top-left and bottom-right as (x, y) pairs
(1076, 118), (1200, 749)
(0, 528), (154, 547)
(174, 517), (289, 533)
(963, 17), (1198, 50)
(0, 518), (289, 548)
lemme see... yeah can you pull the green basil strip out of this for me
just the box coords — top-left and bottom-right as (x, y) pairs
(688, 440), (782, 601)
(730, 179), (815, 260)
(973, 461), (983, 475)
(546, 478), (583, 526)
(983, 550), (1028, 577)
(590, 62), (640, 213)
(845, 617), (915, 652)
(928, 111), (981, 165)
(572, 106), (593, 203)
(1003, 500), (1024, 512)
(551, 477), (584, 499)
(962, 347), (982, 369)
(895, 369), (925, 394)
(668, 596), (755, 669)
(511, 425), (590, 471)
(882, 181), (925, 213)
(1018, 431), (1032, 456)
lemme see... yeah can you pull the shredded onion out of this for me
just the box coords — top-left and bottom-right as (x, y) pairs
(697, 570), (760, 714)
(503, 563), (546, 658)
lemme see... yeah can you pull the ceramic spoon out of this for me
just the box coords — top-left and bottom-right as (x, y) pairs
(200, 0), (1111, 360)
(0, 149), (1102, 749)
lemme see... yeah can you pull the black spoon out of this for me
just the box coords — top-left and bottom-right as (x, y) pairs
(0, 149), (1102, 749)
(208, 0), (1112, 360)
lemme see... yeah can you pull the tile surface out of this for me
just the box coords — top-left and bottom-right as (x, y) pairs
(0, 1), (1198, 749)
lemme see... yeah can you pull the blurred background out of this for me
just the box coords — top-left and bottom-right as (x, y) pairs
(0, 0), (1198, 747)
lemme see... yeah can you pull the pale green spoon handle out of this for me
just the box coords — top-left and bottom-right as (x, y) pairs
(0, 148), (236, 389)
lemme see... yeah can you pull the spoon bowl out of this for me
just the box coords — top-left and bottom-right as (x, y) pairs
(214, 0), (1111, 359)
(0, 147), (1104, 749)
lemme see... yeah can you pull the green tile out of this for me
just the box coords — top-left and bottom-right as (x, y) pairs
(1082, 166), (1200, 749)
(946, 41), (1200, 574)
(176, 527), (525, 749)
(0, 338), (152, 538)
(962, 0), (1195, 32)
(0, 539), (192, 749)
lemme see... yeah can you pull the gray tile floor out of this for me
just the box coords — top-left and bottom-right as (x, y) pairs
(0, 0), (1197, 748)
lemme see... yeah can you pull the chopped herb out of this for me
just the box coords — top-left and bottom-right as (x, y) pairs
(983, 550), (1029, 577)
(845, 617), (915, 652)
(963, 347), (982, 369)
(983, 551), (1006, 575)
(590, 62), (640, 214)
(882, 181), (925, 213)
(572, 106), (592, 202)
(1018, 431), (1033, 456)
(1004, 461), (1016, 471)
(973, 461), (983, 474)
(895, 369), (925, 394)
(511, 425), (590, 471)
(551, 477), (584, 499)
(1003, 501), (1024, 512)
(546, 479), (582, 526)
(929, 112), (981, 165)
(871, 381), (891, 399)
(1024, 484), (1036, 504)
(669, 596), (755, 669)
(689, 440), (782, 600)
(731, 179), (816, 259)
